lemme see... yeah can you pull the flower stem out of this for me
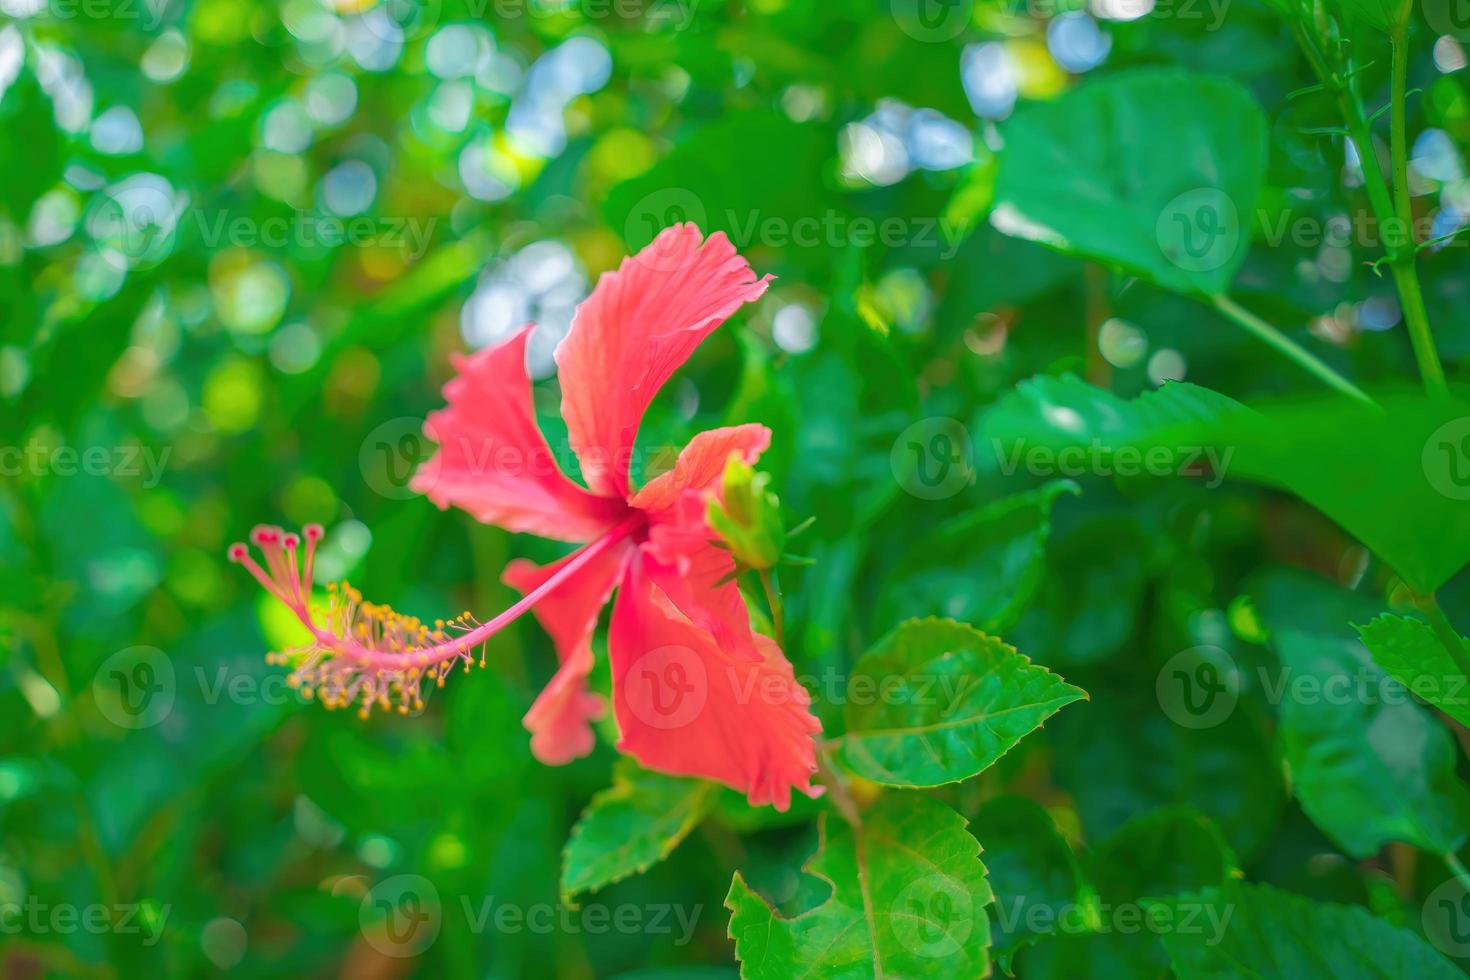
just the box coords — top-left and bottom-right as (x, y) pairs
(758, 567), (785, 649)
(1389, 30), (1448, 398)
(1445, 851), (1470, 894)
(1210, 294), (1373, 404)
(1288, 17), (1446, 396)
(816, 752), (862, 828)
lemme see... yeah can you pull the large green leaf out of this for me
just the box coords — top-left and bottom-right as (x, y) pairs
(1151, 882), (1462, 979)
(876, 480), (1079, 634)
(1357, 614), (1470, 728)
(603, 110), (844, 274)
(561, 760), (715, 903)
(983, 374), (1470, 592)
(993, 70), (1267, 296)
(833, 618), (1087, 787)
(726, 795), (993, 979)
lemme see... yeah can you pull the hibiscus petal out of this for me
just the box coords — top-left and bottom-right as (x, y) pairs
(643, 493), (757, 660)
(629, 423), (771, 513)
(412, 327), (628, 542)
(608, 555), (821, 810)
(556, 224), (773, 499)
(504, 539), (632, 764)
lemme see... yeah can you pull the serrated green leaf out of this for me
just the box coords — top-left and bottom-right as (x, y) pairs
(833, 618), (1087, 787)
(993, 70), (1266, 296)
(1357, 614), (1470, 728)
(725, 795), (992, 979)
(561, 760), (715, 903)
(983, 374), (1470, 593)
(1150, 882), (1462, 979)
(876, 480), (1079, 635)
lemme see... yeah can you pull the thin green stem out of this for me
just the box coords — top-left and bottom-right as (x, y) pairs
(1389, 31), (1448, 397)
(759, 567), (785, 649)
(1290, 16), (1446, 395)
(1445, 851), (1470, 894)
(816, 752), (862, 828)
(1415, 591), (1470, 679)
(1210, 294), (1374, 404)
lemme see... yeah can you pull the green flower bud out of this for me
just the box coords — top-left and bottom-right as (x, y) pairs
(707, 452), (785, 571)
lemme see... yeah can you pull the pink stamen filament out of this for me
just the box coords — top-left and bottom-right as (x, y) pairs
(231, 518), (638, 674)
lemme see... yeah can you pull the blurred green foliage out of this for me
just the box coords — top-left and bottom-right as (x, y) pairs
(5, 0), (1470, 976)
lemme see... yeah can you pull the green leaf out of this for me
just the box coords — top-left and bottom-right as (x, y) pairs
(983, 375), (1470, 593)
(603, 110), (844, 274)
(972, 796), (1092, 965)
(561, 760), (716, 903)
(833, 618), (1087, 787)
(1052, 685), (1284, 859)
(726, 795), (993, 979)
(993, 70), (1266, 296)
(1150, 882), (1462, 979)
(1016, 931), (1162, 980)
(1357, 614), (1470, 727)
(1250, 571), (1470, 859)
(1269, 627), (1470, 857)
(876, 480), (1080, 634)
(1090, 808), (1238, 903)
(1007, 511), (1162, 668)
(0, 70), (62, 222)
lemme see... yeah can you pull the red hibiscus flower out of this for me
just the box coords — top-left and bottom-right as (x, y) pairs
(230, 224), (822, 810)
